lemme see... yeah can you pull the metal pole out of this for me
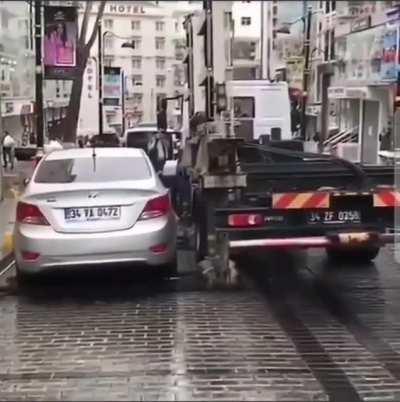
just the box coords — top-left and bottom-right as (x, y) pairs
(29, 0), (34, 50)
(121, 70), (125, 134)
(98, 21), (103, 135)
(35, 0), (44, 147)
(260, 1), (264, 79)
(300, 6), (312, 141)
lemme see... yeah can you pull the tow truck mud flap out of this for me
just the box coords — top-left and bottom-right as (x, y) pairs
(198, 233), (240, 289)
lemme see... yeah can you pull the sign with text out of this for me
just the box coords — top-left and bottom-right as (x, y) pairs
(44, 5), (78, 80)
(103, 66), (122, 106)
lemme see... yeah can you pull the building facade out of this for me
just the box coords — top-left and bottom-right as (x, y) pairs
(308, 0), (399, 163)
(77, 1), (201, 136)
(0, 1), (73, 146)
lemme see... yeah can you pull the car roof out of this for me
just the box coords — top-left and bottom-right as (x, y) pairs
(45, 147), (145, 160)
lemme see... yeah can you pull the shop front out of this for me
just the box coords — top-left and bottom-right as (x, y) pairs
(329, 21), (398, 164)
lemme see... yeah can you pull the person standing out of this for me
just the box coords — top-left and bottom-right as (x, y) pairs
(2, 131), (16, 170)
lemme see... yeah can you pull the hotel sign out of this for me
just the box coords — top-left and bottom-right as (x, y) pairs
(108, 4), (145, 14)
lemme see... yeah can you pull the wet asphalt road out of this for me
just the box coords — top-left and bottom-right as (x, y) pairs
(0, 246), (400, 401)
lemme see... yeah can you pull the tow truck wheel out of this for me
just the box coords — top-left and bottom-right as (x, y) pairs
(326, 246), (380, 263)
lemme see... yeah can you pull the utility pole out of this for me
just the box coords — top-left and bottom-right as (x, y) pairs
(98, 21), (103, 136)
(35, 0), (44, 147)
(300, 6), (312, 141)
(121, 70), (125, 134)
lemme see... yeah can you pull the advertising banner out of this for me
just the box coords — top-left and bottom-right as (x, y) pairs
(381, 27), (398, 81)
(44, 6), (78, 80)
(103, 66), (122, 106)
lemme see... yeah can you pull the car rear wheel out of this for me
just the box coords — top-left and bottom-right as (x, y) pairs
(326, 246), (380, 263)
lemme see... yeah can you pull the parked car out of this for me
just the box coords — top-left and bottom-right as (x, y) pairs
(90, 133), (120, 147)
(14, 147), (177, 281)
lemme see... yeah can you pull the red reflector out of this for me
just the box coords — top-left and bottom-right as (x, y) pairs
(139, 194), (171, 220)
(22, 251), (40, 261)
(228, 214), (264, 227)
(16, 202), (50, 225)
(150, 244), (168, 253)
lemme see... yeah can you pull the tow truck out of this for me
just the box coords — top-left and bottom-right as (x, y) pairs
(158, 0), (397, 288)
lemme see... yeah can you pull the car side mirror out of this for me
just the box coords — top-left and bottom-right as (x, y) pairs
(23, 177), (30, 186)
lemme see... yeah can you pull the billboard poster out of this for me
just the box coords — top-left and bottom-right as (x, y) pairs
(44, 6), (78, 80)
(381, 27), (398, 81)
(103, 67), (122, 106)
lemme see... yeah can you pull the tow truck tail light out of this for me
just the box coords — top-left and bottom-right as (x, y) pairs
(17, 202), (50, 225)
(228, 213), (264, 227)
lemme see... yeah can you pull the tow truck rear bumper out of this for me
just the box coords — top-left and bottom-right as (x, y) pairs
(229, 232), (395, 250)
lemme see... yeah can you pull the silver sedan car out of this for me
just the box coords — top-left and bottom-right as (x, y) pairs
(14, 147), (177, 280)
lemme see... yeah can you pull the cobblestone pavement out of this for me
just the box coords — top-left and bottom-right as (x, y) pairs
(0, 247), (399, 401)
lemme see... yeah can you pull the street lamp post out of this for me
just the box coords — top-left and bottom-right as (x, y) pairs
(301, 6), (313, 141)
(35, 0), (44, 147)
(97, 22), (104, 135)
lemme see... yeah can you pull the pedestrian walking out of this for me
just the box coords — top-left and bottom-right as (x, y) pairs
(2, 131), (16, 170)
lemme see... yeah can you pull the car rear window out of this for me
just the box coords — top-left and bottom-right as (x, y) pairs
(126, 131), (156, 148)
(34, 156), (151, 183)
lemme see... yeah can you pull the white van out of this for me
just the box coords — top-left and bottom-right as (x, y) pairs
(226, 80), (292, 141)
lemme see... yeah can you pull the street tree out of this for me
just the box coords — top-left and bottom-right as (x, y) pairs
(62, 1), (106, 143)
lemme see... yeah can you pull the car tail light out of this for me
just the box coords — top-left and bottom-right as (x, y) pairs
(17, 202), (50, 225)
(139, 194), (171, 220)
(228, 213), (264, 227)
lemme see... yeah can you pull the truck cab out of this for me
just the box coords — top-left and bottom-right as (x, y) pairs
(227, 80), (292, 142)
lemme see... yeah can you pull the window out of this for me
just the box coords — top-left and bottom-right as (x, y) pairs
(331, 0), (336, 11)
(129, 38), (141, 50)
(233, 97), (255, 118)
(132, 93), (143, 103)
(104, 19), (113, 29)
(131, 20), (141, 30)
(241, 17), (251, 26)
(156, 93), (167, 107)
(132, 74), (143, 86)
(104, 56), (114, 66)
(324, 30), (329, 61)
(104, 36), (114, 49)
(155, 37), (165, 50)
(156, 57), (165, 69)
(34, 157), (151, 184)
(156, 75), (166, 88)
(131, 56), (142, 69)
(330, 29), (335, 60)
(325, 0), (330, 13)
(155, 21), (165, 31)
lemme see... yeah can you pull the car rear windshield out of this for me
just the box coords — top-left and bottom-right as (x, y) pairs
(34, 156), (151, 183)
(127, 131), (156, 148)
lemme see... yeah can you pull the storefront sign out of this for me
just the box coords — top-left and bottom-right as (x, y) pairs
(381, 27), (398, 80)
(103, 66), (121, 107)
(44, 5), (78, 80)
(328, 87), (368, 99)
(351, 15), (371, 33)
